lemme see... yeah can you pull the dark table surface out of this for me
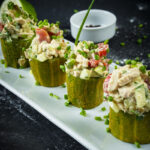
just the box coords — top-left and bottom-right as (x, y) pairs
(0, 0), (150, 150)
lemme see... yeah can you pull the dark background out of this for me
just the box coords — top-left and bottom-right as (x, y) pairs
(0, 0), (150, 150)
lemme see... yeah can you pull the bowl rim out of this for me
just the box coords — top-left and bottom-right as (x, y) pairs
(70, 9), (117, 30)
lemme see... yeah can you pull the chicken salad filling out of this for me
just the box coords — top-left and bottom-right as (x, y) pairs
(104, 64), (150, 116)
(65, 41), (111, 79)
(0, 1), (36, 41)
(25, 20), (68, 62)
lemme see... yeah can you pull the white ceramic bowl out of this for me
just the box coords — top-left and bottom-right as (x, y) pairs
(70, 9), (117, 43)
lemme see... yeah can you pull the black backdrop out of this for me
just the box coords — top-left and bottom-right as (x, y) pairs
(0, 0), (150, 150)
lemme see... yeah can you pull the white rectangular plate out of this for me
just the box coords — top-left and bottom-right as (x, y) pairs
(0, 40), (149, 150)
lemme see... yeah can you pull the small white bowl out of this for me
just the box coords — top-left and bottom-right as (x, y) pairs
(70, 9), (117, 43)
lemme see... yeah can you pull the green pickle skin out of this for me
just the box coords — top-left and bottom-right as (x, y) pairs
(66, 73), (105, 109)
(1, 38), (32, 68)
(109, 108), (150, 144)
(30, 58), (66, 87)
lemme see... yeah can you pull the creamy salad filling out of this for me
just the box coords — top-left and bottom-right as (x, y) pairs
(104, 64), (150, 116)
(25, 20), (68, 62)
(65, 41), (111, 79)
(0, 1), (36, 41)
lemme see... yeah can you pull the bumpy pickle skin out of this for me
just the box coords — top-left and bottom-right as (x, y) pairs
(66, 73), (105, 109)
(109, 108), (150, 144)
(1, 38), (32, 68)
(29, 57), (66, 87)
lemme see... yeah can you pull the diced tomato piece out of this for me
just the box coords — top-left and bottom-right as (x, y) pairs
(98, 43), (109, 57)
(0, 22), (4, 32)
(36, 28), (50, 43)
(103, 74), (112, 94)
(88, 59), (100, 68)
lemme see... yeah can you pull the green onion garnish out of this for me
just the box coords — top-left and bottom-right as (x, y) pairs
(101, 107), (106, 111)
(74, 9), (79, 13)
(19, 74), (24, 78)
(139, 65), (146, 73)
(61, 83), (66, 88)
(80, 108), (86, 117)
(35, 81), (40, 86)
(65, 101), (70, 106)
(134, 142), (141, 148)
(64, 94), (68, 100)
(106, 127), (111, 133)
(104, 39), (109, 44)
(138, 24), (143, 28)
(108, 96), (113, 101)
(60, 65), (65, 72)
(75, 0), (95, 45)
(137, 38), (142, 45)
(120, 42), (125, 46)
(105, 119), (109, 125)
(95, 116), (103, 121)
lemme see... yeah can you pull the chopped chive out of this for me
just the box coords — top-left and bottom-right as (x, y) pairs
(103, 114), (109, 119)
(5, 71), (10, 73)
(105, 119), (109, 125)
(139, 65), (146, 73)
(138, 24), (143, 28)
(60, 65), (65, 72)
(95, 54), (100, 60)
(137, 38), (142, 45)
(77, 50), (88, 58)
(95, 116), (103, 121)
(67, 59), (76, 69)
(49, 93), (60, 99)
(0, 59), (5, 64)
(80, 108), (86, 117)
(131, 60), (137, 65)
(56, 21), (60, 26)
(135, 57), (140, 61)
(4, 62), (7, 68)
(106, 127), (111, 133)
(19, 74), (24, 78)
(108, 96), (113, 101)
(104, 39), (109, 44)
(35, 81), (40, 86)
(61, 83), (66, 88)
(116, 60), (120, 65)
(115, 65), (118, 69)
(22, 47), (25, 51)
(51, 35), (57, 39)
(134, 142), (141, 148)
(108, 59), (113, 64)
(57, 46), (61, 50)
(64, 53), (68, 59)
(64, 94), (68, 100)
(75, 0), (95, 45)
(101, 107), (106, 111)
(143, 35), (147, 39)
(74, 9), (79, 13)
(49, 93), (53, 97)
(107, 48), (110, 53)
(120, 42), (125, 46)
(65, 101), (70, 106)
(102, 66), (106, 71)
(125, 59), (131, 64)
(53, 95), (60, 99)
(148, 54), (150, 58)
(70, 53), (76, 59)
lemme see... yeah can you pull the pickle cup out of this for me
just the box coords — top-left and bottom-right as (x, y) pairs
(66, 74), (105, 109)
(30, 58), (66, 87)
(109, 108), (150, 144)
(1, 38), (32, 68)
